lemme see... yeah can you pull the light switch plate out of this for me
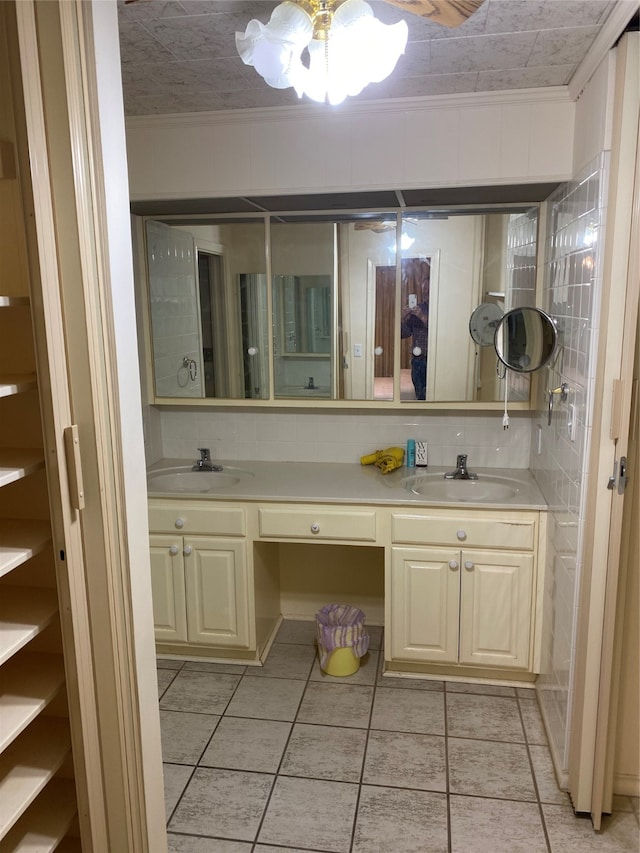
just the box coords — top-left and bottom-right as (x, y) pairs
(415, 441), (428, 467)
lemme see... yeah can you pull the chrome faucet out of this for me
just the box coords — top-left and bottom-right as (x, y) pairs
(192, 448), (222, 472)
(444, 454), (478, 480)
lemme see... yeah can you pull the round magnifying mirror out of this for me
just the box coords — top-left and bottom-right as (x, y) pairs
(494, 307), (557, 373)
(469, 302), (503, 347)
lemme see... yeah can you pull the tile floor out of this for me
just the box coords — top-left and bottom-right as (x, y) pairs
(158, 620), (640, 853)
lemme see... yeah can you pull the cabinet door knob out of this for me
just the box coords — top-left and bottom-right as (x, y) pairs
(183, 545), (193, 556)
(175, 518), (185, 529)
(464, 560), (474, 571)
(448, 560), (459, 570)
(456, 529), (467, 541)
(310, 522), (320, 534)
(169, 544), (179, 556)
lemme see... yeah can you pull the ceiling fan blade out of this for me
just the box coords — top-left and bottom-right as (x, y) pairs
(382, 0), (485, 28)
(354, 222), (394, 232)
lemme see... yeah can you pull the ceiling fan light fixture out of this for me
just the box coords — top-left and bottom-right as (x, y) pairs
(236, 0), (408, 106)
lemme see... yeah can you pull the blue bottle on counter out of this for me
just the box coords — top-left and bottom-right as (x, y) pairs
(406, 439), (416, 468)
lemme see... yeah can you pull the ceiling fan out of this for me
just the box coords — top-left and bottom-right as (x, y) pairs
(235, 0), (487, 104)
(372, 0), (485, 29)
(354, 218), (419, 233)
(124, 0), (485, 28)
(125, 0), (486, 105)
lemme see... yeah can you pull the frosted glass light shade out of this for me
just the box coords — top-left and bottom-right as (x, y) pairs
(236, 0), (408, 105)
(236, 2), (313, 90)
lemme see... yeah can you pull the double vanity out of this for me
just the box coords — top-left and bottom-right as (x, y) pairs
(147, 459), (547, 685)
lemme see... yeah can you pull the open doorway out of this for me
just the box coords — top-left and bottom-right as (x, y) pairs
(373, 257), (431, 400)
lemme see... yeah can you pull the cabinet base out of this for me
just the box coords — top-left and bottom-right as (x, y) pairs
(383, 660), (537, 687)
(156, 643), (261, 665)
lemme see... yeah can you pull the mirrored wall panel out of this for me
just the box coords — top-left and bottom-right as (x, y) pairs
(271, 221), (335, 399)
(146, 219), (269, 400)
(142, 205), (538, 406)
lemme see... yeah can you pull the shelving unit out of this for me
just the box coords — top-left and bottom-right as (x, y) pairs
(0, 63), (80, 843)
(0, 587), (59, 664)
(0, 778), (77, 853)
(0, 374), (38, 398)
(0, 519), (52, 578)
(0, 448), (45, 487)
(0, 717), (71, 836)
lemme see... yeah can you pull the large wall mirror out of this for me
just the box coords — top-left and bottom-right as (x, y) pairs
(141, 202), (539, 407)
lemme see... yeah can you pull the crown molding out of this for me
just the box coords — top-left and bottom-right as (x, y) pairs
(125, 86), (573, 132)
(568, 0), (639, 100)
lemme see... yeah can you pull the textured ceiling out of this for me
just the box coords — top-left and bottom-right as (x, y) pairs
(117, 0), (639, 115)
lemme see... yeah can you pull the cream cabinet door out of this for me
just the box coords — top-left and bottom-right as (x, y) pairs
(459, 549), (534, 669)
(149, 534), (188, 643)
(390, 547), (459, 663)
(184, 537), (250, 648)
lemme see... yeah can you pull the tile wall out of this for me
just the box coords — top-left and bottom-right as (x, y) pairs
(531, 153), (609, 781)
(506, 209), (539, 403)
(143, 406), (532, 470)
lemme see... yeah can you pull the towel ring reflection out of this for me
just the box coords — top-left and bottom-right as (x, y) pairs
(182, 356), (197, 381)
(547, 382), (568, 425)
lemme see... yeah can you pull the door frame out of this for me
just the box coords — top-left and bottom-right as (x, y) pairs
(568, 32), (640, 827)
(14, 1), (166, 849)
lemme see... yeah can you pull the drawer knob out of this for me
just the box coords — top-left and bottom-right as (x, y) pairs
(456, 529), (467, 541)
(169, 544), (179, 556)
(175, 518), (185, 529)
(464, 560), (474, 571)
(310, 522), (320, 534)
(183, 545), (193, 556)
(448, 560), (459, 570)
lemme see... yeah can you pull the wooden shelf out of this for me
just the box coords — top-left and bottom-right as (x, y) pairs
(0, 375), (37, 399)
(0, 296), (29, 308)
(0, 519), (52, 578)
(0, 652), (65, 752)
(0, 587), (58, 666)
(0, 778), (77, 853)
(0, 717), (70, 839)
(0, 449), (45, 488)
(54, 839), (83, 853)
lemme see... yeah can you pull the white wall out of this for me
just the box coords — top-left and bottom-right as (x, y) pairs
(126, 90), (575, 201)
(573, 51), (615, 176)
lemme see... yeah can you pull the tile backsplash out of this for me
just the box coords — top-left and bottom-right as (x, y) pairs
(143, 406), (532, 470)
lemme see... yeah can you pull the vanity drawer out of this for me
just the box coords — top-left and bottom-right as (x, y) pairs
(391, 512), (536, 551)
(149, 502), (246, 537)
(258, 507), (377, 542)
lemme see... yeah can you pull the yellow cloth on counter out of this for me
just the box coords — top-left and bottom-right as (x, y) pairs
(360, 446), (405, 474)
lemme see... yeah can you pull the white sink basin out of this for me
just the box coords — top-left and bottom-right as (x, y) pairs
(147, 465), (253, 494)
(403, 474), (520, 502)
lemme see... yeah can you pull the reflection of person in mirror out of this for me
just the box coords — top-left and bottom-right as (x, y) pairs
(401, 292), (429, 400)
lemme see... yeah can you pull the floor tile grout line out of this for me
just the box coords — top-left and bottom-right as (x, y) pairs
(516, 692), (554, 853)
(248, 648), (318, 850)
(157, 661), (185, 702)
(157, 626), (589, 852)
(346, 656), (381, 853)
(163, 662), (249, 832)
(443, 685), (453, 853)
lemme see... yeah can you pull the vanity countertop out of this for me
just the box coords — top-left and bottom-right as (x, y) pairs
(146, 459), (547, 510)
